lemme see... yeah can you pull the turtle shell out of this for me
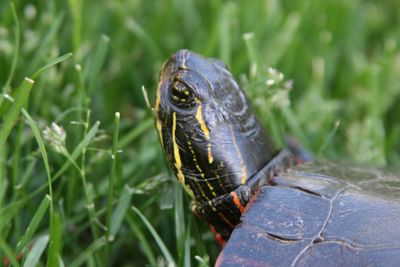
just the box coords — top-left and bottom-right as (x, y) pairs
(216, 160), (400, 266)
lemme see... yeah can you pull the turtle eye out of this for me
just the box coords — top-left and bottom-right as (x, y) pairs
(169, 80), (196, 109)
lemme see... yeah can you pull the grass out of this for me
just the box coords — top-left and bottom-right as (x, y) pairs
(1, 0), (400, 266)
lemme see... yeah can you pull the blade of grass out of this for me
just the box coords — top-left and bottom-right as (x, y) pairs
(131, 206), (175, 265)
(58, 256), (66, 267)
(14, 159), (37, 192)
(54, 121), (100, 180)
(183, 213), (191, 267)
(190, 216), (208, 261)
(0, 235), (20, 267)
(3, 2), (20, 91)
(195, 255), (209, 267)
(318, 120), (341, 155)
(52, 114), (102, 266)
(109, 185), (132, 238)
(126, 214), (157, 266)
(16, 195), (51, 252)
(265, 12), (301, 66)
(26, 12), (65, 74)
(104, 112), (120, 264)
(74, 63), (87, 123)
(0, 53), (72, 118)
(118, 118), (153, 149)
(11, 122), (23, 194)
(0, 121), (100, 216)
(30, 52), (73, 80)
(243, 32), (260, 81)
(85, 35), (110, 94)
(0, 77), (34, 148)
(0, 179), (7, 209)
(67, 0), (82, 51)
(107, 112), (121, 239)
(174, 186), (185, 266)
(281, 107), (308, 147)
(47, 212), (62, 267)
(22, 235), (49, 267)
(21, 108), (53, 192)
(0, 146), (7, 208)
(218, 2), (234, 66)
(69, 237), (107, 267)
(125, 17), (162, 59)
(21, 108), (57, 266)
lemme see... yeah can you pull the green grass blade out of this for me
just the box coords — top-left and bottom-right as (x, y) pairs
(0, 121), (101, 215)
(218, 2), (234, 66)
(118, 118), (153, 149)
(0, 178), (7, 208)
(126, 214), (157, 266)
(106, 113), (120, 242)
(281, 107), (308, 146)
(125, 17), (162, 58)
(243, 32), (260, 80)
(318, 120), (341, 155)
(265, 12), (301, 66)
(110, 187), (132, 238)
(21, 109), (53, 194)
(22, 235), (49, 267)
(0, 77), (34, 148)
(3, 2), (20, 91)
(110, 185), (132, 238)
(0, 235), (20, 267)
(30, 52), (73, 80)
(0, 146), (7, 208)
(58, 255), (66, 267)
(174, 186), (185, 265)
(21, 108), (58, 266)
(183, 217), (191, 267)
(69, 237), (107, 267)
(67, 0), (82, 50)
(16, 195), (51, 252)
(195, 255), (209, 267)
(47, 212), (62, 267)
(53, 121), (101, 180)
(26, 12), (65, 74)
(131, 206), (175, 265)
(85, 35), (110, 94)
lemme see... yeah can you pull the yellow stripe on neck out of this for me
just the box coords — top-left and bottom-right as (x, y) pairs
(195, 105), (210, 140)
(172, 112), (184, 184)
(172, 112), (195, 198)
(195, 104), (214, 164)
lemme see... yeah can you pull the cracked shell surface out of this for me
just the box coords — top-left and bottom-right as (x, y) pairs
(216, 161), (400, 267)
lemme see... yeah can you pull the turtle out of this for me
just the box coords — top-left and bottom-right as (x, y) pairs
(153, 49), (400, 266)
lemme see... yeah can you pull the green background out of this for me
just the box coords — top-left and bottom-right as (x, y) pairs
(1, 0), (399, 266)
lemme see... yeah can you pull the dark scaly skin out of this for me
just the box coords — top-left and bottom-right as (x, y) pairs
(154, 49), (291, 243)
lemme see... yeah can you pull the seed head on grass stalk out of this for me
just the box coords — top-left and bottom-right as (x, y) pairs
(42, 122), (67, 156)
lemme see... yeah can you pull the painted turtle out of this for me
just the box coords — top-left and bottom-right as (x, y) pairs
(153, 49), (400, 266)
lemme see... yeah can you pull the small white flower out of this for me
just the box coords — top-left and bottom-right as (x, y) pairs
(43, 122), (67, 154)
(24, 4), (37, 21)
(266, 79), (275, 86)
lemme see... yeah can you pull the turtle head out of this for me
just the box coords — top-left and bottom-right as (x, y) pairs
(154, 49), (278, 201)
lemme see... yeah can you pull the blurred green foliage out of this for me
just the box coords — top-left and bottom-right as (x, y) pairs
(0, 0), (399, 266)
